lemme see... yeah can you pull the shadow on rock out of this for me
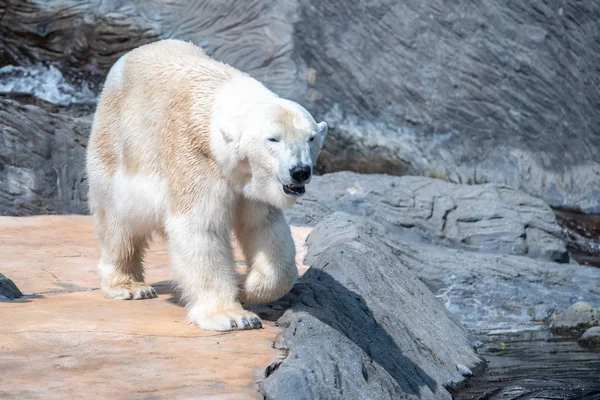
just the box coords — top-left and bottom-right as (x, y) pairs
(291, 268), (437, 396)
(260, 212), (482, 399)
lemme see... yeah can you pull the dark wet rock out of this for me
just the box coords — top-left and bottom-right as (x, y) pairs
(457, 332), (600, 400)
(1, 0), (600, 214)
(0, 97), (90, 215)
(554, 208), (600, 267)
(286, 172), (568, 263)
(304, 212), (600, 334)
(551, 301), (600, 335)
(578, 326), (600, 349)
(260, 214), (483, 400)
(0, 272), (22, 300)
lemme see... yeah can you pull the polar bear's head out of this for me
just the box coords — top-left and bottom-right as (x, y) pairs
(213, 94), (328, 209)
(239, 99), (328, 208)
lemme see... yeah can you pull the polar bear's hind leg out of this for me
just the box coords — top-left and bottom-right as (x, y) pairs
(93, 209), (157, 300)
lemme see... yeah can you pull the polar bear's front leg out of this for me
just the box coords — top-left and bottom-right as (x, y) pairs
(235, 199), (298, 304)
(166, 213), (262, 331)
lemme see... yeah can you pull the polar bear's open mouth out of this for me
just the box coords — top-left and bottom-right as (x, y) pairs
(283, 183), (306, 196)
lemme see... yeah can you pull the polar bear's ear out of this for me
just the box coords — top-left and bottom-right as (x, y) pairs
(317, 121), (328, 139)
(220, 127), (234, 144)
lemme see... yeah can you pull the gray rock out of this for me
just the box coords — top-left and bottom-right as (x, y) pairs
(0, 0), (295, 94)
(286, 172), (568, 263)
(293, 1), (600, 214)
(260, 213), (483, 399)
(0, 97), (90, 215)
(578, 326), (600, 348)
(551, 301), (600, 332)
(305, 212), (600, 334)
(1, 0), (599, 213)
(0, 273), (22, 300)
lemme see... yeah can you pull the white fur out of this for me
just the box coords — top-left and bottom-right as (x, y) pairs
(86, 40), (328, 332)
(211, 76), (328, 209)
(112, 171), (169, 233)
(103, 54), (127, 91)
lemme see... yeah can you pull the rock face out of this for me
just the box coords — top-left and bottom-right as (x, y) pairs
(0, 272), (22, 300)
(286, 172), (568, 263)
(260, 213), (483, 400)
(0, 97), (90, 215)
(1, 0), (599, 214)
(0, 0), (294, 93)
(296, 1), (600, 214)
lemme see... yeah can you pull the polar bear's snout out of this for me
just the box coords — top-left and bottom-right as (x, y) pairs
(282, 164), (311, 196)
(290, 165), (311, 183)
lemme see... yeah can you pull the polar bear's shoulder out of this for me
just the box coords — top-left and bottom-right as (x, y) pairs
(130, 39), (208, 61)
(106, 39), (241, 93)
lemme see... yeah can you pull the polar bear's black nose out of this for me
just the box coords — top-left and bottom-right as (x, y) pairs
(290, 165), (311, 183)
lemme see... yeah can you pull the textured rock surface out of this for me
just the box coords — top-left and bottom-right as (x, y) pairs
(305, 212), (600, 334)
(0, 272), (22, 300)
(300, 0), (600, 214)
(285, 172), (568, 263)
(260, 214), (482, 399)
(0, 0), (295, 93)
(1, 0), (599, 214)
(458, 333), (600, 400)
(0, 97), (90, 215)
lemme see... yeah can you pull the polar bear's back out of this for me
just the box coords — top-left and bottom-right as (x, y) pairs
(88, 40), (240, 179)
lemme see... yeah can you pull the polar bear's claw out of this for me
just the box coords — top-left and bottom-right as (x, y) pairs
(239, 317), (262, 329)
(133, 286), (158, 300)
(249, 317), (263, 329)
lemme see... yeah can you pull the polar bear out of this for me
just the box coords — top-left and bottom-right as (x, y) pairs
(86, 40), (328, 331)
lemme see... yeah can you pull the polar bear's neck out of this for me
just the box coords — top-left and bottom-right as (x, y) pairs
(209, 75), (278, 186)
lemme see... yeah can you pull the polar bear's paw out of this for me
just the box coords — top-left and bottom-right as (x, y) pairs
(189, 307), (263, 331)
(132, 285), (158, 300)
(101, 283), (157, 300)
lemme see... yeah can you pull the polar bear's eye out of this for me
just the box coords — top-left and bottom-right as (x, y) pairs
(308, 136), (315, 142)
(267, 137), (281, 143)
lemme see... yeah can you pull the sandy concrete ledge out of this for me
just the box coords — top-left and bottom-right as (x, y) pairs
(0, 216), (311, 400)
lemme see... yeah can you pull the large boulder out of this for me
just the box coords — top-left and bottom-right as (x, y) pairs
(1, 0), (599, 214)
(304, 212), (600, 334)
(260, 213), (483, 399)
(285, 172), (568, 263)
(551, 301), (600, 335)
(579, 326), (600, 349)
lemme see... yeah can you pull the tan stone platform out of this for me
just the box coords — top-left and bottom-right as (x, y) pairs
(0, 216), (311, 399)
